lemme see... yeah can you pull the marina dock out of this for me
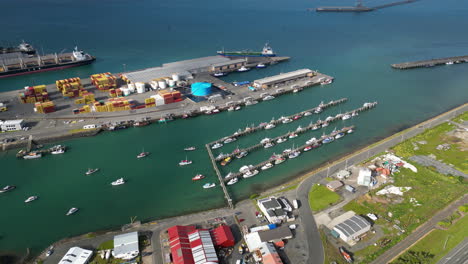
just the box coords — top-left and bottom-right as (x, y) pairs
(391, 55), (468, 69)
(210, 101), (378, 162)
(205, 144), (234, 209)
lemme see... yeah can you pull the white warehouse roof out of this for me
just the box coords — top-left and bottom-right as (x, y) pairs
(254, 69), (312, 85)
(333, 215), (370, 238)
(58, 247), (93, 264)
(114, 231), (139, 258)
(2, 119), (23, 125)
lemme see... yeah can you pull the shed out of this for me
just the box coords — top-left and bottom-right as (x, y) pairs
(326, 180), (344, 191)
(58, 247), (93, 264)
(210, 225), (235, 247)
(336, 170), (351, 180)
(357, 168), (372, 186)
(332, 215), (371, 244)
(253, 69), (314, 89)
(113, 231), (139, 260)
(257, 226), (293, 242)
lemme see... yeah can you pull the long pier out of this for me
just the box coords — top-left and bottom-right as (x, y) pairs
(207, 98), (348, 148)
(391, 55), (468, 69)
(205, 144), (234, 209)
(313, 0), (418, 12)
(211, 101), (377, 162)
(223, 126), (355, 182)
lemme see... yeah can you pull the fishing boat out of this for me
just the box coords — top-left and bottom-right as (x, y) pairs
(217, 43), (276, 57)
(275, 157), (286, 165)
(261, 163), (273, 170)
(85, 168), (99, 175)
(211, 143), (223, 149)
(322, 137), (335, 144)
(260, 138), (271, 144)
(256, 63), (266, 68)
(192, 174), (205, 181)
(50, 145), (66, 154)
(288, 151), (300, 159)
(227, 177), (238, 185)
(264, 142), (275, 148)
(137, 151), (150, 159)
(288, 133), (298, 139)
(203, 183), (216, 189)
(66, 207), (79, 216)
(224, 137), (236, 144)
(265, 123), (276, 130)
(339, 247), (353, 263)
(335, 132), (345, 139)
(0, 185), (16, 193)
(184, 146), (196, 151)
(342, 114), (351, 120)
(263, 95), (275, 101)
(179, 159), (192, 166)
(25, 196), (38, 203)
(243, 169), (259, 178)
(23, 152), (41, 159)
(314, 107), (322, 114)
(303, 111), (312, 116)
(111, 178), (125, 186)
(221, 157), (232, 166)
(276, 137), (287, 144)
(213, 72), (226, 77)
(236, 151), (248, 159)
(237, 66), (250, 72)
(282, 118), (293, 124)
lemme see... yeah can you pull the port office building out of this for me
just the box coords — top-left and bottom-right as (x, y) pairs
(253, 69), (315, 89)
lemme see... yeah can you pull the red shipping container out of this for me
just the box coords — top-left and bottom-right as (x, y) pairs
(164, 98), (174, 104)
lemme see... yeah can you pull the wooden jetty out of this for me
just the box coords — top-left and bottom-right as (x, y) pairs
(223, 126), (355, 182)
(205, 144), (234, 209)
(207, 98), (348, 148)
(391, 55), (468, 70)
(211, 101), (377, 162)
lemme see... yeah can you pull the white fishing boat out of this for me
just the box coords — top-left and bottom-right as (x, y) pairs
(243, 169), (259, 178)
(260, 138), (271, 144)
(264, 142), (275, 148)
(335, 132), (345, 139)
(224, 137), (237, 144)
(66, 207), (78, 216)
(227, 177), (238, 185)
(203, 183), (216, 189)
(25, 196), (38, 203)
(263, 95), (275, 101)
(237, 66), (250, 72)
(261, 163), (273, 170)
(288, 133), (298, 139)
(111, 178), (125, 186)
(0, 185), (15, 193)
(85, 168), (99, 175)
(276, 137), (287, 144)
(282, 118), (293, 124)
(288, 151), (300, 159)
(342, 114), (351, 120)
(265, 123), (276, 130)
(211, 142), (223, 149)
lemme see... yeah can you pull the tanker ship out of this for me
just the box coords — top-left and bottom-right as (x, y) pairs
(217, 43), (276, 57)
(0, 46), (95, 78)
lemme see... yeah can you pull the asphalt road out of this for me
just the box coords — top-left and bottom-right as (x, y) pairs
(437, 238), (468, 264)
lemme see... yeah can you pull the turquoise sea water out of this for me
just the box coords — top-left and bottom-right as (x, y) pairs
(1, 0), (468, 255)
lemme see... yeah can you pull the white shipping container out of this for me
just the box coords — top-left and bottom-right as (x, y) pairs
(172, 74), (180, 81)
(158, 81), (167, 89)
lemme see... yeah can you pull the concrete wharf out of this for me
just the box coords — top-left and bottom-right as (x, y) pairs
(391, 55), (468, 69)
(207, 98), (348, 148)
(205, 144), (234, 209)
(211, 101), (377, 162)
(223, 126), (355, 182)
(313, 0), (418, 12)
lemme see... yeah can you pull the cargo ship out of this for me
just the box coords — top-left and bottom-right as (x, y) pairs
(217, 43), (276, 57)
(0, 46), (95, 78)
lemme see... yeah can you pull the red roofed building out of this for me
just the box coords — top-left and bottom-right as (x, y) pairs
(168, 225), (196, 264)
(210, 225), (235, 248)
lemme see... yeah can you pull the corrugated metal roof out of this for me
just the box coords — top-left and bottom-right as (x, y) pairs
(58, 247), (93, 264)
(114, 232), (139, 257)
(254, 69), (312, 85)
(188, 230), (218, 264)
(211, 58), (246, 67)
(333, 215), (370, 237)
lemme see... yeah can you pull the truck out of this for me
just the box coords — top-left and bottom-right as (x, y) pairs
(345, 185), (356, 193)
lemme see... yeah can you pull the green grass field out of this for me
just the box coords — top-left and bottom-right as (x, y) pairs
(97, 240), (113, 250)
(393, 214), (468, 264)
(308, 184), (341, 212)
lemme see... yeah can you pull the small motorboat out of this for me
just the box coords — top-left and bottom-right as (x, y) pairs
(0, 185), (16, 193)
(314, 107), (322, 114)
(23, 152), (42, 160)
(234, 106), (241, 111)
(288, 151), (300, 159)
(303, 111), (312, 116)
(224, 137), (236, 144)
(264, 142), (275, 149)
(312, 143), (322, 149)
(321, 122), (329, 127)
(260, 138), (271, 144)
(184, 146), (196, 151)
(283, 148), (292, 154)
(342, 114), (351, 120)
(227, 106), (235, 111)
(282, 118), (293, 124)
(221, 157), (232, 166)
(306, 137), (317, 145)
(213, 72), (226, 77)
(304, 146), (313, 152)
(289, 133), (298, 139)
(325, 116), (333, 121)
(296, 126), (302, 132)
(446, 61), (454, 65)
(320, 78), (333, 85)
(179, 159), (192, 166)
(275, 157), (286, 165)
(192, 174), (205, 181)
(50, 145), (66, 155)
(239, 165), (253, 173)
(335, 132), (345, 139)
(237, 66), (250, 72)
(211, 143), (223, 149)
(25, 196), (38, 203)
(243, 170), (259, 178)
(236, 151), (248, 159)
(66, 207), (79, 216)
(137, 152), (150, 159)
(347, 129), (354, 134)
(261, 163), (273, 170)
(256, 63), (266, 68)
(293, 115), (301, 120)
(276, 137), (287, 144)
(227, 177), (238, 185)
(203, 183), (216, 189)
(265, 123), (276, 130)
(111, 178), (125, 186)
(216, 153), (225, 160)
(263, 95), (275, 101)
(311, 125), (320, 130)
(85, 168), (99, 175)
(322, 137), (335, 144)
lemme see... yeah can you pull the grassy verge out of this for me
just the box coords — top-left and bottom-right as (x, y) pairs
(320, 229), (347, 264)
(69, 128), (99, 134)
(308, 184), (341, 212)
(97, 240), (113, 250)
(452, 111), (468, 123)
(393, 214), (468, 264)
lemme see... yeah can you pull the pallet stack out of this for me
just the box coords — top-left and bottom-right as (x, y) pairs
(90, 72), (117, 91)
(35, 101), (56, 114)
(56, 78), (84, 98)
(19, 85), (49, 103)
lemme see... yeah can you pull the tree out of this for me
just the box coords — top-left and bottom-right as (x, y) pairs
(393, 251), (435, 264)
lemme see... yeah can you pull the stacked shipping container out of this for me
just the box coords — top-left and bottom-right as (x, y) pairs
(35, 101), (56, 114)
(90, 72), (117, 90)
(144, 98), (156, 108)
(56, 78), (84, 98)
(74, 91), (96, 105)
(19, 85), (49, 103)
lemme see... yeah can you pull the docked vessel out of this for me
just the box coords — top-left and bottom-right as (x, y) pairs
(256, 63), (266, 68)
(342, 114), (351, 120)
(282, 118), (293, 124)
(111, 178), (125, 186)
(303, 111), (312, 116)
(213, 72), (226, 77)
(85, 168), (99, 175)
(25, 196), (38, 203)
(276, 137), (287, 144)
(237, 66), (250, 72)
(179, 159), (192, 166)
(211, 143), (223, 149)
(236, 151), (248, 159)
(137, 151), (150, 159)
(243, 169), (259, 178)
(0, 185), (16, 193)
(260, 138), (271, 144)
(192, 174), (205, 181)
(306, 137), (317, 145)
(221, 157), (232, 166)
(184, 146), (196, 151)
(322, 137), (335, 144)
(288, 151), (300, 159)
(224, 137), (236, 144)
(66, 207), (79, 216)
(217, 43), (276, 57)
(264, 142), (275, 149)
(1, 41), (36, 55)
(23, 152), (42, 159)
(262, 95), (275, 101)
(265, 123), (276, 130)
(320, 78), (333, 85)
(261, 163), (273, 170)
(227, 177), (238, 185)
(133, 121), (150, 127)
(0, 47), (95, 79)
(288, 133), (298, 139)
(50, 145), (66, 154)
(304, 145), (313, 152)
(335, 132), (345, 139)
(203, 183), (216, 189)
(275, 157), (286, 165)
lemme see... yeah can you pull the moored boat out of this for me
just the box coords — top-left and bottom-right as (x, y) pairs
(203, 183), (216, 189)
(237, 66), (250, 72)
(261, 163), (273, 170)
(303, 111), (312, 116)
(179, 159), (192, 166)
(111, 178), (125, 186)
(192, 174), (205, 181)
(322, 137), (335, 144)
(265, 123), (276, 130)
(320, 78), (333, 85)
(256, 63), (266, 68)
(25, 196), (38, 203)
(262, 95), (275, 101)
(275, 157), (286, 165)
(236, 151), (248, 159)
(137, 151), (150, 159)
(66, 207), (79, 216)
(224, 137), (236, 144)
(217, 43), (276, 57)
(23, 152), (41, 159)
(184, 146), (196, 151)
(243, 169), (259, 178)
(221, 157), (232, 166)
(321, 122), (329, 127)
(85, 168), (99, 175)
(335, 132), (345, 139)
(314, 107), (323, 114)
(0, 185), (16, 193)
(306, 137), (317, 145)
(288, 133), (298, 139)
(264, 142), (275, 148)
(211, 143), (223, 149)
(50, 145), (66, 154)
(260, 138), (271, 144)
(276, 137), (287, 144)
(288, 151), (300, 159)
(342, 114), (351, 120)
(282, 118), (293, 124)
(227, 177), (238, 185)
(213, 72), (226, 77)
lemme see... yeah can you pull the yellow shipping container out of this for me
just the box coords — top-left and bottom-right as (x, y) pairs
(74, 98), (85, 105)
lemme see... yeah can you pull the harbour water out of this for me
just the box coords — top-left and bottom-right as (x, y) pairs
(1, 0), (468, 256)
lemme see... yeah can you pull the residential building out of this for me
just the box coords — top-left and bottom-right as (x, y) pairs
(58, 247), (93, 264)
(113, 231), (139, 260)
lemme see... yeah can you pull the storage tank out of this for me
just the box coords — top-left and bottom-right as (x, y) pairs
(172, 73), (180, 82)
(136, 82), (146, 94)
(168, 79), (176, 87)
(191, 82), (212, 96)
(158, 81), (167, 89)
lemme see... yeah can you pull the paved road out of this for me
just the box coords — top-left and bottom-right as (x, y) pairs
(370, 195), (468, 264)
(437, 238), (468, 264)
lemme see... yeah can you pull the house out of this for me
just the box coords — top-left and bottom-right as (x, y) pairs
(113, 231), (139, 260)
(357, 168), (372, 186)
(210, 225), (235, 247)
(0, 119), (23, 131)
(326, 180), (344, 192)
(244, 226), (293, 252)
(331, 215), (371, 244)
(258, 197), (288, 224)
(256, 242), (283, 264)
(58, 247), (93, 264)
